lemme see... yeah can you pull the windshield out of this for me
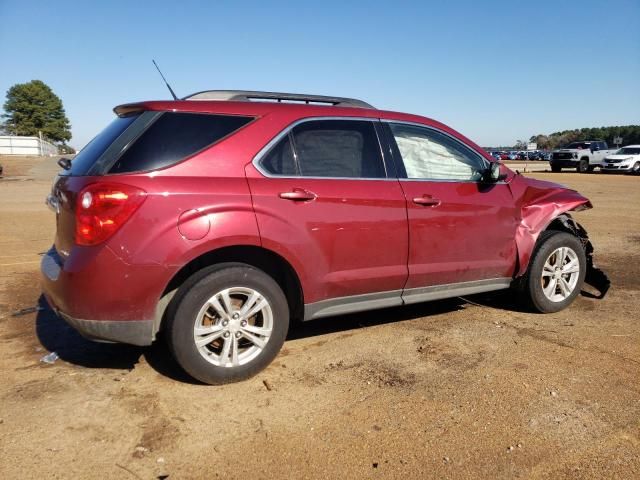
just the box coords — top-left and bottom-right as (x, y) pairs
(616, 147), (640, 155)
(564, 142), (591, 150)
(67, 115), (140, 175)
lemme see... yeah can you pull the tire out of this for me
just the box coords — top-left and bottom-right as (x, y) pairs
(632, 162), (640, 175)
(551, 165), (561, 173)
(522, 231), (586, 313)
(166, 263), (289, 385)
(577, 159), (589, 173)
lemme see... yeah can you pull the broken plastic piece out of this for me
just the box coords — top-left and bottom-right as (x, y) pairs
(40, 352), (59, 364)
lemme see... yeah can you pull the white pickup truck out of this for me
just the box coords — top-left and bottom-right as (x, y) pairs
(549, 140), (616, 173)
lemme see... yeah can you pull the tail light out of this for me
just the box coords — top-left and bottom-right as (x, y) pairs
(75, 183), (147, 246)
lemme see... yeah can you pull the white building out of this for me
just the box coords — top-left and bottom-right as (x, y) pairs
(0, 135), (58, 155)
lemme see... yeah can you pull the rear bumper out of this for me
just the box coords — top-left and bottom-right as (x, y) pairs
(58, 311), (154, 346)
(41, 245), (170, 346)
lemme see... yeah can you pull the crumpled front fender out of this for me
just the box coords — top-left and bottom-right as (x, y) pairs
(507, 173), (610, 298)
(508, 175), (592, 277)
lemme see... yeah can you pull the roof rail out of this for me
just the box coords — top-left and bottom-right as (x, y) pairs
(183, 90), (375, 109)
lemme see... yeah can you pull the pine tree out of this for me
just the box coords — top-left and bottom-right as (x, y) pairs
(2, 80), (72, 143)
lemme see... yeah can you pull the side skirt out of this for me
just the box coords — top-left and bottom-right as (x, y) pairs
(303, 278), (512, 321)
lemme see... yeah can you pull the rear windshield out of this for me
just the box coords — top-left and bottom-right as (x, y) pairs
(68, 115), (138, 175)
(67, 112), (253, 176)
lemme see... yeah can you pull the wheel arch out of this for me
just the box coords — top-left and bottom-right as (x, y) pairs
(514, 197), (592, 278)
(153, 245), (304, 337)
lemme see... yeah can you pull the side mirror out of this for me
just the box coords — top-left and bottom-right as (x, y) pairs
(57, 157), (72, 171)
(484, 162), (507, 182)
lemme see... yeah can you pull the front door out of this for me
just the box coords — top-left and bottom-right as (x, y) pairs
(384, 122), (518, 297)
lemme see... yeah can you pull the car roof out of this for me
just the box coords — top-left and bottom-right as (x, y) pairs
(113, 92), (495, 162)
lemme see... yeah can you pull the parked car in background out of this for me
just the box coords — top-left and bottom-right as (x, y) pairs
(550, 140), (615, 173)
(600, 145), (640, 174)
(41, 90), (608, 384)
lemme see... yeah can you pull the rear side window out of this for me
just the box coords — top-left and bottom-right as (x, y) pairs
(261, 134), (297, 175)
(260, 119), (385, 178)
(109, 113), (253, 174)
(68, 115), (139, 175)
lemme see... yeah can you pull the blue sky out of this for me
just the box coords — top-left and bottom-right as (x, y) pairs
(1, 0), (638, 148)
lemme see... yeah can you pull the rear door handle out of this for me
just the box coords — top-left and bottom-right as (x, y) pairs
(413, 195), (441, 207)
(279, 188), (317, 202)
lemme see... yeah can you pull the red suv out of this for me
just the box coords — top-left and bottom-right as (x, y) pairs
(41, 90), (608, 384)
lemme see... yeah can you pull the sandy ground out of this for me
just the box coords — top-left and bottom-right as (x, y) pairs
(0, 155), (638, 479)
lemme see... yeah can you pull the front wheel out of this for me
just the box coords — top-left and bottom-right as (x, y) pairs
(551, 165), (561, 173)
(631, 162), (640, 175)
(522, 231), (586, 313)
(167, 263), (289, 384)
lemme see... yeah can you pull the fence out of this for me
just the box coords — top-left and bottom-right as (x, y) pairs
(0, 135), (58, 156)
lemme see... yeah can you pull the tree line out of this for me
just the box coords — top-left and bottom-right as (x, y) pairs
(527, 125), (640, 150)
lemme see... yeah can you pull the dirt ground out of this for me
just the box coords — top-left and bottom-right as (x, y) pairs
(0, 155), (638, 479)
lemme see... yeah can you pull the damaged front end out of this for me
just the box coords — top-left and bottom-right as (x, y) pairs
(550, 215), (610, 299)
(508, 173), (610, 299)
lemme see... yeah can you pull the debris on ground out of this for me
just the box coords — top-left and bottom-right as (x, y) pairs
(262, 379), (273, 391)
(12, 306), (43, 317)
(40, 352), (59, 364)
(133, 446), (149, 458)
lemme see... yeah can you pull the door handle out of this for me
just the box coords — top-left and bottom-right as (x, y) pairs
(413, 195), (441, 207)
(279, 188), (317, 202)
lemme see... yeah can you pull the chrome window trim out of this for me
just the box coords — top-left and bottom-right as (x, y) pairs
(382, 119), (492, 183)
(252, 116), (395, 181)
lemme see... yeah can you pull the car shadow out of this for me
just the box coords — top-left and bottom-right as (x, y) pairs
(35, 295), (143, 370)
(286, 297), (466, 341)
(36, 295), (202, 383)
(34, 290), (547, 384)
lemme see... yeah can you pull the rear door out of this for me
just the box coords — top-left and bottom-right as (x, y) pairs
(382, 121), (519, 299)
(246, 118), (408, 314)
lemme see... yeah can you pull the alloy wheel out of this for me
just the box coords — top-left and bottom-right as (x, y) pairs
(540, 247), (580, 302)
(193, 287), (273, 367)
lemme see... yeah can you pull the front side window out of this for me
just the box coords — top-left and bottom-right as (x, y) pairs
(260, 119), (386, 178)
(389, 123), (485, 181)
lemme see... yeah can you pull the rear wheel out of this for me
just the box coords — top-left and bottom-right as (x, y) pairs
(167, 263), (289, 384)
(522, 231), (586, 313)
(577, 159), (589, 173)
